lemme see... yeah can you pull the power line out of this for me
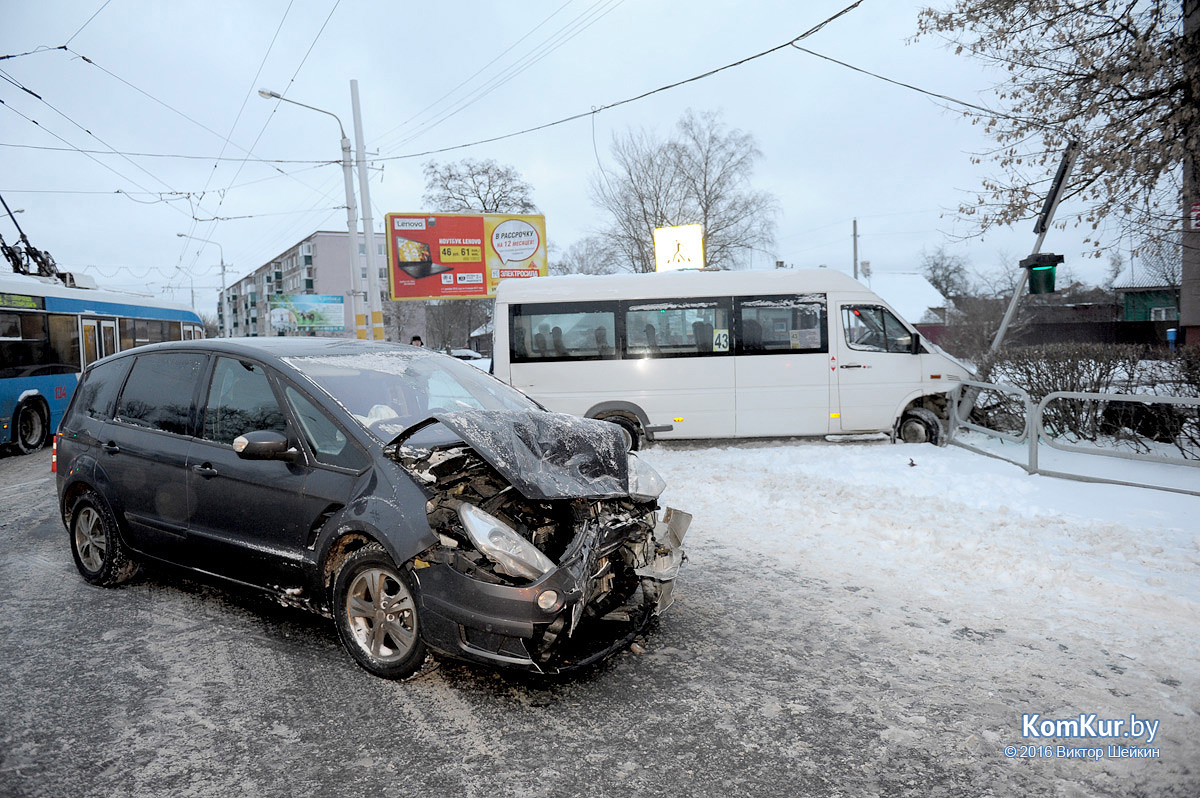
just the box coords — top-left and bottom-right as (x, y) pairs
(373, 0), (576, 148)
(1, 65), (217, 209)
(64, 0), (114, 46)
(1, 97), (182, 208)
(177, 0), (301, 273)
(387, 0), (628, 152)
(65, 48), (300, 178)
(0, 142), (332, 163)
(789, 45), (1064, 134)
(375, 0), (865, 163)
(0, 45), (65, 62)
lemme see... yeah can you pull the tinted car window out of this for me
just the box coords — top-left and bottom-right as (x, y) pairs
(285, 385), (368, 470)
(115, 352), (207, 435)
(75, 356), (133, 421)
(202, 357), (287, 445)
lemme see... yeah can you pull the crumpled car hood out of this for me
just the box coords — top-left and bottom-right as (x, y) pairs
(393, 409), (629, 501)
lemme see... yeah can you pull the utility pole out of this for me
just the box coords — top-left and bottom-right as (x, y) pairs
(1181, 0), (1200, 344)
(352, 80), (386, 341)
(257, 88), (366, 339)
(852, 218), (859, 280)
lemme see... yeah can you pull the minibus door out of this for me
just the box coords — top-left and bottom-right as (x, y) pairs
(832, 303), (923, 433)
(733, 295), (832, 437)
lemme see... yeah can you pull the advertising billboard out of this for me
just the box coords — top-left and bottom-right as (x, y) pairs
(268, 294), (345, 332)
(385, 213), (547, 301)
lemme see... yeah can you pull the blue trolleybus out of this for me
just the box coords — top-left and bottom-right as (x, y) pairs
(1, 273), (205, 454)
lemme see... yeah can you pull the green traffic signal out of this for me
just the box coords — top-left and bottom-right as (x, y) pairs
(1020, 253), (1063, 294)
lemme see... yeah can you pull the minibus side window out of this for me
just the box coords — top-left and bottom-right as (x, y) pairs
(735, 295), (827, 355)
(509, 302), (618, 362)
(842, 306), (913, 353)
(622, 298), (731, 358)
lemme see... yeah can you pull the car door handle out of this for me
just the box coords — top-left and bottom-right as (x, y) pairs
(839, 364), (865, 369)
(102, 442), (120, 454)
(191, 463), (219, 478)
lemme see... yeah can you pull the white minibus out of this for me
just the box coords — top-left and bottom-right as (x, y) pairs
(492, 269), (971, 448)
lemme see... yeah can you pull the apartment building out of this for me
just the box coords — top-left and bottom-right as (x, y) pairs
(218, 230), (424, 341)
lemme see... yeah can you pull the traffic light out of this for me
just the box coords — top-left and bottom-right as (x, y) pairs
(1020, 253), (1063, 294)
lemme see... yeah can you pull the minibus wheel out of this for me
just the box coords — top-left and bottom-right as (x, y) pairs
(898, 408), (942, 445)
(598, 414), (641, 451)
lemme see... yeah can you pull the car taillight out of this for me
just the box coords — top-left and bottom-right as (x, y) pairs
(51, 434), (57, 473)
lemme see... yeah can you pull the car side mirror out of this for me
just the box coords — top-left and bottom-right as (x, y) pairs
(910, 331), (922, 355)
(233, 430), (298, 462)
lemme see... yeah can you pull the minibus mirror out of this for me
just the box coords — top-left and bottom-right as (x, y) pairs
(910, 331), (922, 355)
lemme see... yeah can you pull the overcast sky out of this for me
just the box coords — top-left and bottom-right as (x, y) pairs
(2, 1), (1114, 314)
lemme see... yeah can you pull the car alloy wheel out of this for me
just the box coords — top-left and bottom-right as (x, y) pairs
(68, 490), (139, 586)
(333, 543), (427, 679)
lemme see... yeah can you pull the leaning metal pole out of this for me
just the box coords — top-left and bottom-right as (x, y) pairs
(958, 142), (1079, 422)
(984, 141), (1080, 370)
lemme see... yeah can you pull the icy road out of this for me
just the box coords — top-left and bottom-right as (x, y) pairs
(0, 438), (1195, 797)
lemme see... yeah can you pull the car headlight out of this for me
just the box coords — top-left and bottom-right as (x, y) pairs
(627, 453), (666, 502)
(457, 503), (555, 581)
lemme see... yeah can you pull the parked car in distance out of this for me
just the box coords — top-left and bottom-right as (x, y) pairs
(55, 338), (689, 679)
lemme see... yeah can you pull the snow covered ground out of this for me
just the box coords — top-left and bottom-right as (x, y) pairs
(639, 436), (1197, 786)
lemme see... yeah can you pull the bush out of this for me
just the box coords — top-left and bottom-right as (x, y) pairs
(977, 343), (1199, 459)
(988, 343), (1147, 440)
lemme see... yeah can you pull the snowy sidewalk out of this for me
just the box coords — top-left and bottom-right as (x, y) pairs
(641, 439), (1198, 793)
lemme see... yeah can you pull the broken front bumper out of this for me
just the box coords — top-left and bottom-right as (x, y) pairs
(412, 507), (691, 673)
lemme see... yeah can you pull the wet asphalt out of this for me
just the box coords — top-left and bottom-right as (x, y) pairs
(0, 446), (1193, 798)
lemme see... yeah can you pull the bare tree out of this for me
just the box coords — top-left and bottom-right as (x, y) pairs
(420, 158), (538, 350)
(916, 1), (1197, 246)
(422, 158), (538, 214)
(1136, 231), (1184, 285)
(199, 313), (220, 339)
(920, 245), (973, 299)
(1104, 251), (1126, 290)
(551, 235), (623, 275)
(591, 110), (778, 272)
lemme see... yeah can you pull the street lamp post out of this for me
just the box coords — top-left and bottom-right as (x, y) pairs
(258, 88), (367, 340)
(177, 233), (227, 336)
(350, 80), (385, 341)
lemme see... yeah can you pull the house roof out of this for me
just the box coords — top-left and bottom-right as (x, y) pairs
(1111, 267), (1178, 291)
(861, 271), (947, 323)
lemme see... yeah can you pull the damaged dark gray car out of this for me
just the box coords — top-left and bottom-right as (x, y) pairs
(55, 338), (689, 679)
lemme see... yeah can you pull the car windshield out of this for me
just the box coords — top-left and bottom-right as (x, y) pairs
(283, 350), (538, 442)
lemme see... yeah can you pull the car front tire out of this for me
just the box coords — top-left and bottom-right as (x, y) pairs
(69, 490), (139, 586)
(332, 543), (427, 679)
